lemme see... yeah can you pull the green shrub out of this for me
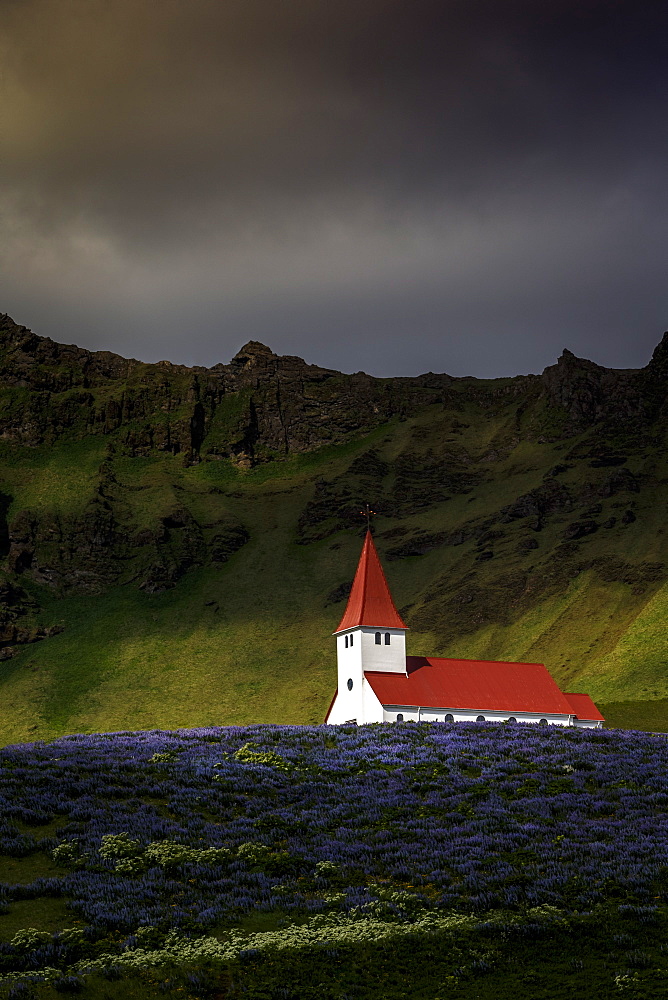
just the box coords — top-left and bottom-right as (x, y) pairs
(51, 841), (86, 867)
(234, 743), (292, 771)
(99, 832), (143, 860)
(144, 842), (196, 871)
(236, 842), (293, 874)
(10, 928), (52, 952)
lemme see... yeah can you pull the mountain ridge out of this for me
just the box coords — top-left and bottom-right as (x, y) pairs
(3, 312), (666, 462)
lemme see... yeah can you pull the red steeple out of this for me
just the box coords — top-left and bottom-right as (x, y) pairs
(334, 531), (407, 633)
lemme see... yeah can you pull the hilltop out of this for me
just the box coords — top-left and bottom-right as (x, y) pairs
(0, 313), (667, 742)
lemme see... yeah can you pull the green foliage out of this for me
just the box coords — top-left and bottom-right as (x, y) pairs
(113, 857), (149, 877)
(91, 834), (300, 878)
(143, 841), (230, 872)
(9, 928), (51, 952)
(133, 926), (163, 949)
(236, 842), (293, 875)
(98, 833), (142, 861)
(3, 903), (667, 999)
(55, 928), (87, 951)
(313, 860), (340, 879)
(50, 842), (85, 869)
(233, 742), (292, 771)
(359, 884), (427, 917)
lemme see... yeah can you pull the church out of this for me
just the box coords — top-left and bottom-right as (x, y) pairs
(325, 531), (604, 728)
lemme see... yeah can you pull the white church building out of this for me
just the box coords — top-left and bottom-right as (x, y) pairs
(325, 531), (604, 728)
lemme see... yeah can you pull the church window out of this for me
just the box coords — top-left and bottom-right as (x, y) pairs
(508, 717), (517, 723)
(350, 634), (353, 646)
(384, 632), (390, 644)
(345, 635), (348, 648)
(347, 678), (353, 691)
(445, 713), (454, 723)
(539, 718), (548, 726)
(396, 713), (404, 721)
(476, 715), (485, 722)
(375, 632), (381, 644)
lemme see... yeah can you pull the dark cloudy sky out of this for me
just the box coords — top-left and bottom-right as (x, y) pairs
(1, 0), (667, 377)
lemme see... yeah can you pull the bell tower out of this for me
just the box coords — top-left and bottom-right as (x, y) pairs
(331, 530), (407, 722)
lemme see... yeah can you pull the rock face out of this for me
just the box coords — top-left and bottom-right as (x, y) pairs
(539, 340), (668, 435)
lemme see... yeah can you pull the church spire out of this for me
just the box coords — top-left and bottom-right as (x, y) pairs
(334, 530), (407, 633)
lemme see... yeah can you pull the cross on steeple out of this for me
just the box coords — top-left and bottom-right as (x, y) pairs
(359, 503), (376, 530)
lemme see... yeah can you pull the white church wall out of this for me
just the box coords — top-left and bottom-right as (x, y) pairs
(382, 705), (575, 726)
(332, 629), (365, 723)
(357, 627), (406, 673)
(361, 679), (385, 724)
(329, 625), (407, 724)
(383, 706), (420, 723)
(324, 692), (343, 724)
(326, 678), (384, 725)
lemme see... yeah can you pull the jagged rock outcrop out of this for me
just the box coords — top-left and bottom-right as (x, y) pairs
(539, 348), (645, 434)
(645, 331), (668, 381)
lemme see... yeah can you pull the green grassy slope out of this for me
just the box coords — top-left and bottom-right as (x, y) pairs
(0, 381), (666, 744)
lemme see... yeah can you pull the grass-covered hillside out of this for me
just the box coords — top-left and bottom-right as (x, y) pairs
(0, 314), (667, 743)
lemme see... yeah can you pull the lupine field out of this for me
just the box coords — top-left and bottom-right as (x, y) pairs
(0, 724), (667, 999)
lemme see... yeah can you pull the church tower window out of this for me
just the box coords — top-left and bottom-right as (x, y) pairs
(384, 632), (390, 644)
(375, 632), (381, 644)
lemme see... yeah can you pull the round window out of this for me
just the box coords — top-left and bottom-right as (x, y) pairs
(476, 715), (485, 722)
(539, 718), (548, 726)
(347, 678), (353, 691)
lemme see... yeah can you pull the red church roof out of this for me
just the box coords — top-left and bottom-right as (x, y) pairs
(563, 692), (605, 722)
(365, 656), (576, 715)
(335, 531), (407, 633)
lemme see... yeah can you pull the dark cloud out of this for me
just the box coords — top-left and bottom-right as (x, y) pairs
(1, 0), (667, 375)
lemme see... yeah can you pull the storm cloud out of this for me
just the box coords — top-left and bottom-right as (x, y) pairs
(1, 0), (667, 375)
